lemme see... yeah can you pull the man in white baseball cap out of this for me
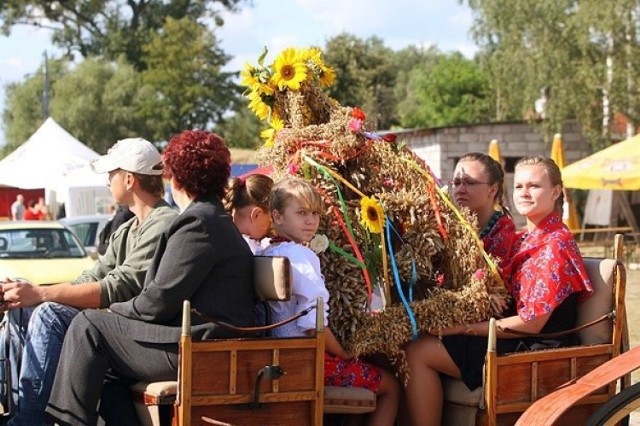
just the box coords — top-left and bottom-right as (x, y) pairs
(91, 137), (164, 175)
(0, 137), (176, 424)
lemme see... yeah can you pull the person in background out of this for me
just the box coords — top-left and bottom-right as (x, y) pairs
(0, 138), (177, 426)
(23, 199), (43, 220)
(404, 156), (594, 425)
(46, 130), (256, 426)
(262, 177), (400, 426)
(450, 152), (515, 268)
(10, 194), (24, 220)
(224, 174), (274, 254)
(37, 197), (52, 220)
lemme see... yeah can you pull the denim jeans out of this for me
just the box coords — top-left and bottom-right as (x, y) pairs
(0, 303), (79, 426)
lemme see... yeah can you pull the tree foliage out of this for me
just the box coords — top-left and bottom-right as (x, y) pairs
(0, 0), (245, 69)
(137, 17), (239, 142)
(51, 58), (146, 153)
(396, 50), (491, 128)
(323, 33), (400, 129)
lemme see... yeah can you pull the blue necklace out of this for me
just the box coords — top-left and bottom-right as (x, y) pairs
(480, 211), (503, 239)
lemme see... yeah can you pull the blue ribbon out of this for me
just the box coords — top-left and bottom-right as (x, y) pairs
(385, 219), (419, 340)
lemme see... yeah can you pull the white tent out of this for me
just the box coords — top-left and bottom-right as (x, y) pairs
(0, 118), (100, 189)
(0, 118), (114, 216)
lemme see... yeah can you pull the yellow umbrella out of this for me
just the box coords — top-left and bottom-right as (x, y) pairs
(561, 133), (640, 190)
(551, 133), (581, 231)
(488, 139), (502, 163)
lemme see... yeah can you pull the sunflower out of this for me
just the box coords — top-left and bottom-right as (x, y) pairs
(248, 91), (271, 120)
(260, 116), (284, 148)
(300, 46), (323, 64)
(271, 48), (307, 91)
(319, 65), (336, 87)
(240, 63), (260, 89)
(360, 196), (385, 234)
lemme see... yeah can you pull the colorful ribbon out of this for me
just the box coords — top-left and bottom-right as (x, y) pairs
(385, 219), (418, 339)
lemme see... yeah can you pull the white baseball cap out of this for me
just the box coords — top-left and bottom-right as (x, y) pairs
(91, 138), (163, 175)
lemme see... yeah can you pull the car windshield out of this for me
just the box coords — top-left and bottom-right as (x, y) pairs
(0, 228), (87, 259)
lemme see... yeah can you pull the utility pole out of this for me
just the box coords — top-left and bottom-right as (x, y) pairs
(42, 50), (50, 120)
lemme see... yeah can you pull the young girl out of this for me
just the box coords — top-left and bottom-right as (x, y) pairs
(451, 152), (515, 268)
(404, 156), (593, 425)
(262, 177), (400, 426)
(224, 174), (274, 254)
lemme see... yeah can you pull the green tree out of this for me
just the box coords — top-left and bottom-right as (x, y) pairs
(51, 57), (146, 153)
(137, 17), (239, 142)
(0, 0), (246, 70)
(323, 34), (399, 129)
(397, 51), (491, 128)
(392, 45), (441, 127)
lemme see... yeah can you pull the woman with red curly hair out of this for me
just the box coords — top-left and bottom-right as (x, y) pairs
(46, 130), (256, 426)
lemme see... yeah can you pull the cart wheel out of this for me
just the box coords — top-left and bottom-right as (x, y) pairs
(586, 381), (640, 426)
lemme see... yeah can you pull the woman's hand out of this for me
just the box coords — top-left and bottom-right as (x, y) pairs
(490, 294), (509, 317)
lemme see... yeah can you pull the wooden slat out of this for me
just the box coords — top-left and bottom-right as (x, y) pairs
(191, 338), (318, 352)
(496, 344), (612, 365)
(192, 391), (318, 406)
(229, 350), (236, 395)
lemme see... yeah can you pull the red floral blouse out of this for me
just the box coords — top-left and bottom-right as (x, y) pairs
(482, 213), (516, 270)
(504, 211), (593, 321)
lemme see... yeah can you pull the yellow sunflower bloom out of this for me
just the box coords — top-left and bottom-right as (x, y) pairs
(319, 65), (336, 87)
(271, 48), (307, 91)
(301, 47), (323, 65)
(260, 116), (284, 148)
(240, 63), (260, 89)
(360, 196), (385, 234)
(260, 129), (276, 148)
(248, 91), (271, 121)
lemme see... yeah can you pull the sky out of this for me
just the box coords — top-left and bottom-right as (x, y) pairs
(0, 0), (478, 146)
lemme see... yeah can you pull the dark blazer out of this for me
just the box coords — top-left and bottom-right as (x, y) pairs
(108, 197), (255, 342)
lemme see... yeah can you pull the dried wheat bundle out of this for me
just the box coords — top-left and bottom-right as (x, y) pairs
(242, 46), (507, 370)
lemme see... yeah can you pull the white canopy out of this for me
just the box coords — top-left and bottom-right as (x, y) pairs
(0, 118), (100, 189)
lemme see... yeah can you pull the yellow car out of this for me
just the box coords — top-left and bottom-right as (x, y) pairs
(0, 221), (95, 286)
